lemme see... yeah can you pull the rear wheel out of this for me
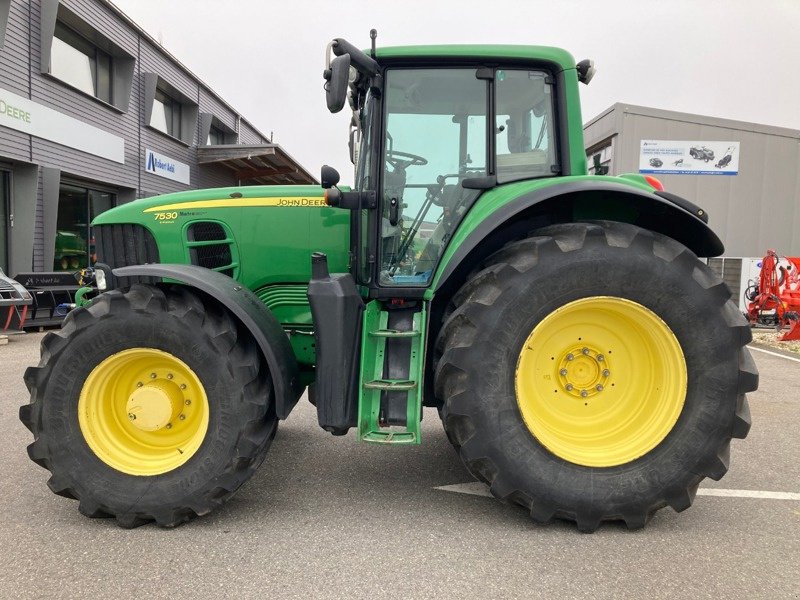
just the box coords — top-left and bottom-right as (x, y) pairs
(434, 221), (755, 531)
(20, 284), (277, 528)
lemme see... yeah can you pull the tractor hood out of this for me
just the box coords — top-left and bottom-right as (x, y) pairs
(93, 185), (341, 225)
(92, 184), (351, 290)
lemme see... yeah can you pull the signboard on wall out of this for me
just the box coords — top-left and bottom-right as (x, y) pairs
(144, 149), (190, 185)
(639, 140), (740, 175)
(0, 87), (125, 163)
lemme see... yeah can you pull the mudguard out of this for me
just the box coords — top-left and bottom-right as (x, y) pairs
(114, 264), (303, 419)
(434, 179), (723, 291)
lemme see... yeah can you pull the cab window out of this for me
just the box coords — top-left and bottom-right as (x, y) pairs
(495, 70), (556, 183)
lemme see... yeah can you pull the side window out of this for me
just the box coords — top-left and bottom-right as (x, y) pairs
(495, 70), (556, 183)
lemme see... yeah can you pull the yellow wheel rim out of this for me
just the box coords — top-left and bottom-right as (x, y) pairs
(78, 348), (209, 476)
(515, 297), (687, 467)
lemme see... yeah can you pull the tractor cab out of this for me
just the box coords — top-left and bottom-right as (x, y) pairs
(321, 39), (564, 295)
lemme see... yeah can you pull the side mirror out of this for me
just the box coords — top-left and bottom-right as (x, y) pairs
(324, 54), (351, 113)
(320, 165), (340, 189)
(576, 59), (596, 85)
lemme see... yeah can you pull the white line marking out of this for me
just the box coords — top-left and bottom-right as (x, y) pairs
(748, 345), (800, 364)
(696, 488), (800, 500)
(435, 482), (800, 501)
(436, 482), (492, 497)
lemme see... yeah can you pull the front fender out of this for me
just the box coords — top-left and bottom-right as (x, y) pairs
(114, 264), (303, 419)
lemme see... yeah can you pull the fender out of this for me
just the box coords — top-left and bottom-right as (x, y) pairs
(433, 179), (723, 292)
(114, 264), (303, 419)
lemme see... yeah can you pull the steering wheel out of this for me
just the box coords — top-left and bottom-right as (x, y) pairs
(386, 150), (428, 170)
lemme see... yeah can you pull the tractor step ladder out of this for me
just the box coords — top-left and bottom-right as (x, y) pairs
(358, 300), (425, 444)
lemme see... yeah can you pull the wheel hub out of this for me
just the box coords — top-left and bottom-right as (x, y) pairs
(126, 380), (184, 432)
(557, 346), (610, 400)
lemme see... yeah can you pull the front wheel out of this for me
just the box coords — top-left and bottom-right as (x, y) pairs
(20, 284), (277, 528)
(434, 222), (755, 531)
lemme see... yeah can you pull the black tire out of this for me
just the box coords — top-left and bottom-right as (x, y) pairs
(20, 284), (277, 528)
(434, 221), (755, 532)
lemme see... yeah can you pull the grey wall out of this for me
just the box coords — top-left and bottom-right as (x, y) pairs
(0, 0), (263, 272)
(7, 161), (37, 276)
(584, 104), (800, 256)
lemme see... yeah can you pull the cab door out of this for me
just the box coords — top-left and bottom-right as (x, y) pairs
(375, 67), (488, 290)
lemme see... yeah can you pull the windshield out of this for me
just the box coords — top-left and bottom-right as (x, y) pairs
(379, 68), (487, 286)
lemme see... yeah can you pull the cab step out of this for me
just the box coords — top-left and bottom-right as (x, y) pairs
(361, 431), (417, 444)
(369, 329), (421, 338)
(363, 379), (417, 391)
(358, 301), (426, 445)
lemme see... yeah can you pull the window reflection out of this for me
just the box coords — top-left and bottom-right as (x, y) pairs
(54, 184), (115, 271)
(207, 124), (225, 145)
(151, 89), (182, 138)
(50, 22), (112, 103)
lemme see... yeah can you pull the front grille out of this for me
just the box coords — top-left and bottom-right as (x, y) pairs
(188, 222), (226, 242)
(95, 224), (160, 268)
(190, 244), (232, 270)
(186, 221), (236, 276)
(94, 224), (160, 286)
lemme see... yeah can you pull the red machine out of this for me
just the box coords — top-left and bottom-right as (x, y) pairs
(745, 249), (800, 340)
(1, 270), (33, 332)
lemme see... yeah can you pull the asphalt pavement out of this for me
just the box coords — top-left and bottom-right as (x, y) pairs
(1, 332), (798, 599)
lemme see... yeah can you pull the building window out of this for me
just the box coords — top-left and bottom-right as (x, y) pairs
(50, 22), (112, 104)
(150, 89), (183, 139)
(207, 124), (225, 145)
(54, 183), (115, 271)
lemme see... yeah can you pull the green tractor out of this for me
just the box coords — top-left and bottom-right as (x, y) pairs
(20, 36), (756, 532)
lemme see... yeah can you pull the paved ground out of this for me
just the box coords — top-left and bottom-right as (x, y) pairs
(1, 332), (798, 599)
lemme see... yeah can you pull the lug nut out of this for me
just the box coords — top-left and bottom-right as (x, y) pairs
(167, 373), (174, 380)
(565, 383), (574, 391)
(180, 384), (187, 390)
(582, 347), (590, 355)
(165, 423), (172, 429)
(566, 353), (574, 361)
(128, 413), (136, 420)
(559, 368), (568, 376)
(602, 369), (610, 377)
(179, 414), (186, 421)
(597, 355), (605, 362)
(136, 382), (143, 388)
(580, 389), (588, 397)
(150, 373), (157, 379)
(596, 384), (604, 392)
(185, 399), (191, 405)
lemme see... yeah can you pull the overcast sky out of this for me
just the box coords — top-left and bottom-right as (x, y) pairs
(112, 0), (799, 184)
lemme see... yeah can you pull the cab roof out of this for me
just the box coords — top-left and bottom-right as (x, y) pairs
(374, 45), (577, 71)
